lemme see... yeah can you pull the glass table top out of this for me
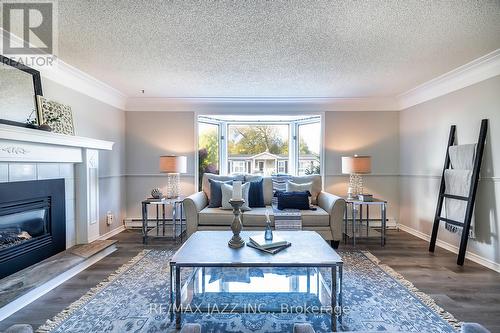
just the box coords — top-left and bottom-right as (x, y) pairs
(180, 266), (335, 313)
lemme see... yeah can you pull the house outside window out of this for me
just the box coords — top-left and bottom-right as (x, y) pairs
(257, 161), (265, 173)
(231, 160), (247, 173)
(278, 160), (287, 173)
(297, 155), (320, 175)
(298, 160), (307, 175)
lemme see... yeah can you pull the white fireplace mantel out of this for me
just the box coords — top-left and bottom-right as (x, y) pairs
(0, 124), (114, 245)
(0, 124), (113, 163)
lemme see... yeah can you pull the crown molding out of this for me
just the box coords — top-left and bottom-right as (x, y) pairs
(398, 48), (500, 110)
(125, 96), (399, 112)
(38, 59), (128, 110)
(0, 28), (128, 110)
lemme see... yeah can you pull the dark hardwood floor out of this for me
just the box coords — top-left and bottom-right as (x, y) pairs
(1, 229), (499, 332)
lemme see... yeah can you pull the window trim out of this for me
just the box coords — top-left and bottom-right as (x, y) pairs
(296, 120), (322, 175)
(277, 160), (287, 173)
(196, 114), (323, 189)
(231, 160), (247, 173)
(198, 119), (223, 175)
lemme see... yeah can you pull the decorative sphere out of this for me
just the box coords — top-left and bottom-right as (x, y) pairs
(151, 188), (163, 199)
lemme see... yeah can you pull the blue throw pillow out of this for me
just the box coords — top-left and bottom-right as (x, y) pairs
(275, 191), (311, 210)
(248, 179), (265, 208)
(208, 179), (233, 208)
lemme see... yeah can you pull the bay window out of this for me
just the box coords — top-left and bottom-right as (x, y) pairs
(197, 115), (322, 188)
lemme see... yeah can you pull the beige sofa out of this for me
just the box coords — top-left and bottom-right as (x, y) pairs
(183, 174), (346, 247)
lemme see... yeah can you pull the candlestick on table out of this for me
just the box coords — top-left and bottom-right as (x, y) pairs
(228, 199), (245, 248)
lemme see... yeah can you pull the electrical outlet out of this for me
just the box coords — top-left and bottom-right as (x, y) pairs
(106, 211), (114, 225)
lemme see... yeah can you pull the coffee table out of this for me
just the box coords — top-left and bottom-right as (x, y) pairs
(169, 230), (343, 331)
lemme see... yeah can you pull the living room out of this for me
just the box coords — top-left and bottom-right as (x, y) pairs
(0, 1), (499, 333)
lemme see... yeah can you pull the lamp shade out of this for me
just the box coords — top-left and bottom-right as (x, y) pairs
(159, 155), (187, 173)
(342, 155), (371, 174)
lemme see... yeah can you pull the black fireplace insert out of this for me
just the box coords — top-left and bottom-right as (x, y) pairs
(0, 179), (65, 279)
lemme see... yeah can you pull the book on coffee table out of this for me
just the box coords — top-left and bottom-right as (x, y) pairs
(247, 241), (291, 254)
(249, 234), (288, 249)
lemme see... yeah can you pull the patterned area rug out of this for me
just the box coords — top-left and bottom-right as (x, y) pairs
(38, 250), (460, 333)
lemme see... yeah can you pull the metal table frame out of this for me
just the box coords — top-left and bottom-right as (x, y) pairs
(169, 262), (342, 331)
(141, 197), (185, 244)
(343, 198), (387, 247)
(168, 231), (343, 331)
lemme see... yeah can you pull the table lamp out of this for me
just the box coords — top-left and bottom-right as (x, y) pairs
(160, 155), (187, 198)
(342, 155), (371, 199)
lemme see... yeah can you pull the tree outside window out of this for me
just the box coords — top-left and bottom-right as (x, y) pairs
(198, 122), (219, 189)
(228, 124), (289, 175)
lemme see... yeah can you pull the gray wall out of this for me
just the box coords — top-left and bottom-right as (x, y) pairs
(42, 78), (127, 236)
(124, 110), (401, 224)
(125, 111), (196, 218)
(324, 111), (400, 224)
(399, 75), (500, 266)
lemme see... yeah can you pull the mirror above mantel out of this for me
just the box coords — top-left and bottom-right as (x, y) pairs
(0, 54), (43, 128)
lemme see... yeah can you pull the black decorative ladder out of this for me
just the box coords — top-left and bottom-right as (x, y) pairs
(429, 119), (488, 266)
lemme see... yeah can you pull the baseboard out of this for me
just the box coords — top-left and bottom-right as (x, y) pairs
(0, 245), (117, 322)
(98, 225), (126, 240)
(398, 224), (500, 273)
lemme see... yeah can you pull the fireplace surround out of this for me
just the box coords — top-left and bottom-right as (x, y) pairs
(0, 179), (66, 279)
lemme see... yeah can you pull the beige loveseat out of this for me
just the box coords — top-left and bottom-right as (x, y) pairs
(183, 174), (346, 247)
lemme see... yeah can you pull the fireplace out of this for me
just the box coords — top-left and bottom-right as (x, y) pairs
(0, 179), (65, 279)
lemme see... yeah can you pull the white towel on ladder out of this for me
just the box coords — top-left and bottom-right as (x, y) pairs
(449, 144), (476, 170)
(443, 143), (476, 238)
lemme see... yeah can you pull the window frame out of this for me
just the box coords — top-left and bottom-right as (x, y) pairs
(231, 160), (247, 173)
(296, 119), (322, 175)
(198, 119), (223, 174)
(277, 160), (287, 173)
(196, 115), (323, 187)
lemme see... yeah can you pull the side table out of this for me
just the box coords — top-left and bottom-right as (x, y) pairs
(343, 197), (387, 247)
(141, 196), (185, 244)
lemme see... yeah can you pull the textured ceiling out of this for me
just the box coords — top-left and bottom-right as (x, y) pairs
(56, 0), (500, 98)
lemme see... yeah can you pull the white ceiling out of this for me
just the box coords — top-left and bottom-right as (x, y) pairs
(56, 0), (500, 98)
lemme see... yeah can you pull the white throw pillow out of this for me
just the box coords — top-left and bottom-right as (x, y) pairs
(221, 182), (251, 211)
(287, 181), (312, 193)
(289, 175), (322, 205)
(286, 181), (313, 204)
